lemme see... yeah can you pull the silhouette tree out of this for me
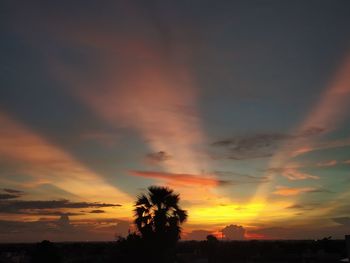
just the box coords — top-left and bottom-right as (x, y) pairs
(133, 186), (187, 261)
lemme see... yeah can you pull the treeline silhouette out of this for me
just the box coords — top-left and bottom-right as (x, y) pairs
(0, 238), (346, 263)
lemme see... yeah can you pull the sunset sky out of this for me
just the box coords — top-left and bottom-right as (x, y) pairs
(1, 0), (350, 242)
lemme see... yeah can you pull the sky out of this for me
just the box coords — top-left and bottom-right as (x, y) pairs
(1, 0), (350, 242)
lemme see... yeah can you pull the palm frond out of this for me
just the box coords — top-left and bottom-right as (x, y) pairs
(133, 206), (147, 217)
(135, 194), (151, 207)
(175, 209), (188, 223)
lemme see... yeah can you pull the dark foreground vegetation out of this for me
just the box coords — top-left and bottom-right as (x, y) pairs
(0, 238), (347, 263)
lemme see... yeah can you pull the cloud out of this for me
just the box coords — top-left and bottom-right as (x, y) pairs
(212, 128), (324, 160)
(286, 204), (307, 210)
(285, 203), (320, 211)
(57, 214), (71, 228)
(0, 194), (20, 200)
(29, 211), (83, 216)
(3, 188), (25, 194)
(0, 199), (121, 214)
(89, 209), (105, 214)
(317, 160), (338, 167)
(272, 186), (327, 196)
(265, 158), (344, 181)
(307, 188), (332, 193)
(266, 167), (319, 180)
(145, 151), (172, 163)
(130, 170), (230, 187)
(222, 224), (246, 240)
(0, 188), (24, 200)
(214, 171), (270, 184)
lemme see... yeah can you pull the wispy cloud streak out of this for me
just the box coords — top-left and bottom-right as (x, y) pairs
(273, 186), (325, 196)
(0, 112), (131, 206)
(251, 53), (350, 214)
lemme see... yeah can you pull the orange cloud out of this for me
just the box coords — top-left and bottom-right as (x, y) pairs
(130, 171), (228, 187)
(273, 186), (317, 196)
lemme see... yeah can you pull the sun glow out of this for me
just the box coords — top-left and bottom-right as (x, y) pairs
(188, 200), (293, 225)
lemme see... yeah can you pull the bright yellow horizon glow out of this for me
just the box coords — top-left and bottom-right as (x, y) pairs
(187, 200), (294, 225)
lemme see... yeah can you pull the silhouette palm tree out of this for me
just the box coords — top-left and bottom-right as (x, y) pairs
(134, 186), (187, 248)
